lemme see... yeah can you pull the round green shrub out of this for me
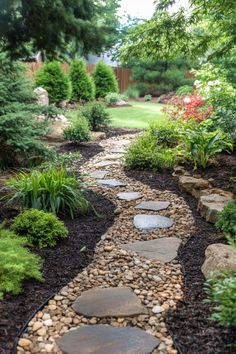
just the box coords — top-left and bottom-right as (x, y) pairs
(93, 61), (118, 98)
(80, 102), (111, 130)
(144, 94), (152, 101)
(70, 59), (95, 102)
(12, 209), (69, 248)
(216, 201), (236, 239)
(105, 92), (121, 106)
(63, 116), (91, 144)
(35, 61), (70, 104)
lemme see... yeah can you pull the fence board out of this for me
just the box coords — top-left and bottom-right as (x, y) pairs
(24, 62), (132, 92)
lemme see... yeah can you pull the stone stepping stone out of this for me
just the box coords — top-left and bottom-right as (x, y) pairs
(121, 237), (181, 263)
(134, 214), (174, 231)
(117, 192), (143, 201)
(111, 147), (126, 154)
(113, 139), (130, 146)
(57, 324), (160, 354)
(103, 154), (124, 160)
(135, 201), (170, 211)
(90, 170), (109, 179)
(97, 179), (126, 187)
(72, 287), (147, 317)
(95, 161), (119, 168)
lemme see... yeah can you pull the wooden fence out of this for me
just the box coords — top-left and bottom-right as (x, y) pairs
(24, 62), (132, 92)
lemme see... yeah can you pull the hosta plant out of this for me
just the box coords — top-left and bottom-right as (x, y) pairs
(181, 121), (233, 169)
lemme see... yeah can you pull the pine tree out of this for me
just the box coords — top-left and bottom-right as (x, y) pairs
(70, 59), (95, 102)
(93, 61), (119, 98)
(35, 61), (70, 103)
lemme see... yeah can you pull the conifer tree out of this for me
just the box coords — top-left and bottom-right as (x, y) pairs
(70, 59), (95, 102)
(93, 61), (119, 98)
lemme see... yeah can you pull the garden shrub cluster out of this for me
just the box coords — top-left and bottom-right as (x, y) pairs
(125, 121), (180, 171)
(63, 115), (91, 144)
(0, 226), (43, 299)
(12, 209), (69, 248)
(105, 92), (128, 106)
(80, 101), (111, 131)
(6, 167), (90, 218)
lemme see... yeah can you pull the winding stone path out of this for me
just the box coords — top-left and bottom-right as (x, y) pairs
(18, 134), (196, 354)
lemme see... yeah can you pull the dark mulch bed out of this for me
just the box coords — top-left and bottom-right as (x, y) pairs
(0, 191), (116, 354)
(106, 127), (142, 138)
(124, 168), (236, 354)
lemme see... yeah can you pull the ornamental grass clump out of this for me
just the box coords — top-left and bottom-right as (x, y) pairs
(12, 209), (68, 248)
(0, 226), (43, 299)
(5, 167), (89, 218)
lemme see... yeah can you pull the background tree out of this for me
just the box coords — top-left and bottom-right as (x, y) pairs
(0, 0), (121, 60)
(93, 61), (118, 98)
(70, 59), (95, 102)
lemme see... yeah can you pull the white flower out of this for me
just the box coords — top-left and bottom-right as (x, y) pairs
(214, 79), (220, 85)
(183, 97), (191, 104)
(194, 80), (201, 87)
(207, 81), (214, 86)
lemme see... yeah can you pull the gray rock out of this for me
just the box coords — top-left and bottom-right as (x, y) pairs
(97, 179), (126, 187)
(34, 87), (49, 106)
(135, 201), (170, 211)
(134, 214), (174, 230)
(90, 170), (108, 179)
(121, 237), (181, 263)
(201, 243), (236, 278)
(117, 192), (143, 201)
(103, 154), (124, 160)
(72, 287), (147, 317)
(111, 147), (126, 154)
(113, 139), (130, 146)
(57, 325), (160, 354)
(198, 193), (233, 223)
(95, 161), (119, 168)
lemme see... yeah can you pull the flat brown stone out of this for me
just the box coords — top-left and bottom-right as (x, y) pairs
(57, 325), (160, 354)
(72, 287), (147, 317)
(121, 237), (181, 263)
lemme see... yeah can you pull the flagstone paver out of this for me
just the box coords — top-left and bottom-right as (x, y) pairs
(102, 154), (124, 160)
(97, 179), (126, 187)
(117, 192), (143, 201)
(57, 325), (160, 354)
(72, 287), (147, 317)
(90, 170), (109, 179)
(95, 160), (120, 168)
(134, 214), (174, 231)
(111, 147), (126, 153)
(135, 201), (170, 211)
(113, 139), (130, 146)
(121, 237), (181, 263)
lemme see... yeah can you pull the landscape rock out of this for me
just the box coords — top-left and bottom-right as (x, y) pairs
(117, 192), (143, 201)
(198, 193), (233, 223)
(202, 243), (236, 278)
(135, 201), (170, 211)
(179, 176), (209, 198)
(57, 325), (160, 354)
(96, 179), (126, 187)
(92, 132), (106, 141)
(90, 170), (109, 179)
(72, 287), (147, 317)
(45, 114), (70, 142)
(34, 87), (49, 106)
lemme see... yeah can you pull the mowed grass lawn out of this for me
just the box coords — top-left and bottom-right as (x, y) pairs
(109, 101), (167, 129)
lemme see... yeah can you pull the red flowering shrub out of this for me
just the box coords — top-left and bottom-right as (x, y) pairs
(162, 94), (213, 122)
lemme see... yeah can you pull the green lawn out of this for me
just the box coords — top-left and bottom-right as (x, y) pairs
(109, 101), (167, 129)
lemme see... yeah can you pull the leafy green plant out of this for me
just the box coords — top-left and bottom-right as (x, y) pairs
(144, 94), (152, 101)
(93, 61), (118, 98)
(5, 167), (89, 218)
(216, 201), (236, 240)
(181, 121), (233, 169)
(176, 85), (193, 96)
(35, 61), (70, 104)
(125, 132), (178, 171)
(12, 209), (68, 248)
(63, 115), (91, 144)
(205, 271), (236, 327)
(149, 121), (180, 148)
(80, 102), (111, 131)
(124, 86), (140, 99)
(0, 226), (43, 299)
(105, 92), (121, 106)
(69, 59), (95, 102)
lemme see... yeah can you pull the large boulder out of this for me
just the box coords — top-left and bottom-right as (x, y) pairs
(198, 192), (233, 223)
(179, 176), (209, 198)
(38, 114), (70, 142)
(202, 243), (236, 278)
(34, 87), (49, 106)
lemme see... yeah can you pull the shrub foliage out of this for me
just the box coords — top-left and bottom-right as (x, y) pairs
(70, 59), (95, 102)
(12, 209), (68, 248)
(93, 61), (118, 98)
(0, 227), (43, 299)
(63, 115), (91, 143)
(80, 102), (111, 130)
